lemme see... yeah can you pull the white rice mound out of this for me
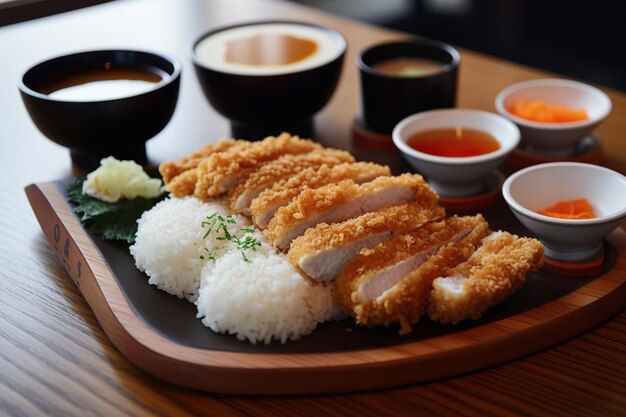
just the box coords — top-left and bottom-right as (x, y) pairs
(130, 196), (246, 301)
(197, 235), (336, 344)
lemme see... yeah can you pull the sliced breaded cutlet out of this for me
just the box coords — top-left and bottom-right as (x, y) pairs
(428, 231), (543, 325)
(194, 132), (323, 200)
(250, 162), (391, 229)
(265, 173), (437, 251)
(333, 215), (489, 334)
(289, 201), (445, 282)
(159, 138), (244, 183)
(227, 149), (354, 215)
(163, 169), (199, 198)
(160, 138), (247, 197)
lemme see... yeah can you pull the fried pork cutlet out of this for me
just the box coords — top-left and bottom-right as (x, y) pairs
(289, 201), (445, 282)
(333, 215), (489, 334)
(159, 138), (244, 183)
(428, 231), (544, 325)
(227, 149), (354, 215)
(162, 139), (250, 197)
(164, 169), (199, 198)
(250, 162), (391, 229)
(194, 133), (323, 200)
(265, 173), (437, 251)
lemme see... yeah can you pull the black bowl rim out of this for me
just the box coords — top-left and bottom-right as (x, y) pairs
(18, 49), (182, 104)
(189, 20), (347, 78)
(356, 37), (461, 79)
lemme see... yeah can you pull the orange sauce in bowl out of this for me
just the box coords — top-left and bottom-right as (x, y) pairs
(406, 128), (500, 157)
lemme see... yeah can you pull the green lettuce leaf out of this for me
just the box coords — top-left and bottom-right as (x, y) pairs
(67, 177), (167, 244)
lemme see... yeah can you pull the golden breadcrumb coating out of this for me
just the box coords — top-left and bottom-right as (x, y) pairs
(368, 218), (490, 333)
(333, 215), (489, 333)
(266, 178), (358, 234)
(428, 232), (544, 325)
(357, 173), (436, 201)
(164, 169), (198, 197)
(288, 200), (445, 280)
(194, 132), (323, 200)
(265, 173), (436, 249)
(193, 141), (252, 200)
(159, 138), (242, 183)
(290, 200), (445, 258)
(250, 162), (391, 228)
(227, 148), (354, 213)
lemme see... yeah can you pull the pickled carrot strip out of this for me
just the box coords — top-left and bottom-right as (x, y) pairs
(537, 198), (596, 219)
(508, 99), (588, 123)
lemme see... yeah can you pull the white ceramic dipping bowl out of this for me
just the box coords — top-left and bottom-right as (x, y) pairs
(495, 78), (611, 154)
(393, 109), (520, 197)
(503, 162), (626, 262)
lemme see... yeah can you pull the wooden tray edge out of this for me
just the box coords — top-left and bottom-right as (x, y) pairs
(25, 181), (626, 395)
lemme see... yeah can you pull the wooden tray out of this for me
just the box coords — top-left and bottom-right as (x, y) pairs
(25, 179), (626, 395)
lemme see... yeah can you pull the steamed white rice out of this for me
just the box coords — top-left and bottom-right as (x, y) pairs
(196, 232), (336, 345)
(131, 195), (338, 344)
(130, 197), (246, 301)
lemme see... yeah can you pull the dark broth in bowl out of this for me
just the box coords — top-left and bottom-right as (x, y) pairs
(372, 57), (442, 77)
(41, 65), (164, 101)
(407, 128), (500, 157)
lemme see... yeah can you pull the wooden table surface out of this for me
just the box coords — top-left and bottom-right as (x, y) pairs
(1, 0), (625, 415)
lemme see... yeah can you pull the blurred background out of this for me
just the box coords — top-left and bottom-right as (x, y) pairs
(1, 0), (624, 91)
(288, 0), (626, 92)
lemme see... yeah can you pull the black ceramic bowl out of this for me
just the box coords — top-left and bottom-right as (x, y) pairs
(357, 39), (460, 135)
(190, 21), (346, 140)
(19, 50), (181, 169)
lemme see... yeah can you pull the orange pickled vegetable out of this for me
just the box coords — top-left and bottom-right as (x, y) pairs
(537, 198), (596, 219)
(509, 99), (588, 123)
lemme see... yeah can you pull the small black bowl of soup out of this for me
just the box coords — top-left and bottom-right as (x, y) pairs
(19, 50), (181, 169)
(357, 38), (460, 135)
(191, 21), (346, 140)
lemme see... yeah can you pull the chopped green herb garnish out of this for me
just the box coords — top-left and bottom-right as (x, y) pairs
(236, 234), (262, 262)
(201, 246), (220, 262)
(241, 226), (255, 234)
(200, 213), (262, 262)
(67, 176), (166, 244)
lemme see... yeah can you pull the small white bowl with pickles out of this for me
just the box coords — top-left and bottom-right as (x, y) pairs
(495, 78), (612, 154)
(502, 162), (626, 262)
